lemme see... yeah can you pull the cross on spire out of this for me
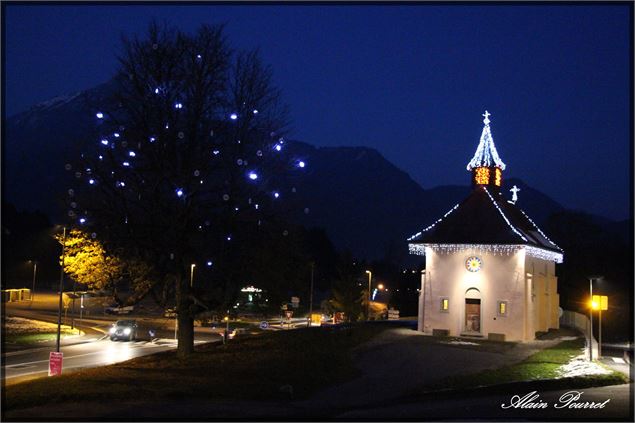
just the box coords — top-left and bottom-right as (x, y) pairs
(510, 185), (521, 203)
(482, 110), (491, 125)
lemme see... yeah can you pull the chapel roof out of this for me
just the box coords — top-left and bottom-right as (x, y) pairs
(407, 186), (562, 254)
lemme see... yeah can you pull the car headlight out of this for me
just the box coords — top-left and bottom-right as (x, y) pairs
(123, 327), (132, 335)
(109, 327), (116, 334)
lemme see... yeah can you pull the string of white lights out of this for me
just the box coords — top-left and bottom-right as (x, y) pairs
(406, 203), (460, 241)
(408, 243), (563, 263)
(466, 112), (506, 171)
(519, 209), (563, 252)
(483, 186), (528, 242)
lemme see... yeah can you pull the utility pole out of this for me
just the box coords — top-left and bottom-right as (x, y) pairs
(589, 277), (593, 361)
(366, 270), (373, 321)
(308, 262), (315, 327)
(30, 261), (37, 305)
(56, 226), (67, 353)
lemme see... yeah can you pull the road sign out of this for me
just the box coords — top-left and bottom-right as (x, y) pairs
(260, 321), (269, 329)
(48, 351), (63, 376)
(592, 295), (608, 310)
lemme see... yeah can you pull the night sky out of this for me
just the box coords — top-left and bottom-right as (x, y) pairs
(4, 4), (631, 220)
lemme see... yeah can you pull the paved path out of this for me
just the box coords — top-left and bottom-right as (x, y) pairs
(294, 327), (573, 409)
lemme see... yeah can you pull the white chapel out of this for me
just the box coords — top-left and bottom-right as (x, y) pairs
(407, 111), (563, 342)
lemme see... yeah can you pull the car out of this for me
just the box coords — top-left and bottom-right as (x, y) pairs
(109, 320), (138, 341)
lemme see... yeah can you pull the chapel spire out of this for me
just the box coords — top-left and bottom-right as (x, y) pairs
(467, 110), (506, 188)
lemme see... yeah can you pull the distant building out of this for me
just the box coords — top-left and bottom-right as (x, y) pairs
(407, 112), (562, 341)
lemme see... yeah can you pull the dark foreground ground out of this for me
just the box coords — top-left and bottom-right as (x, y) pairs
(3, 324), (632, 420)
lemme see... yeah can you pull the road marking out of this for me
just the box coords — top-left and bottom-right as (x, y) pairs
(5, 342), (161, 368)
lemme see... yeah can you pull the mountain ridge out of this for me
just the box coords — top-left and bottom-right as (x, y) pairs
(3, 79), (618, 259)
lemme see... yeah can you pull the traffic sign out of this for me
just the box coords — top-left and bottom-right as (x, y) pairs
(48, 351), (63, 376)
(259, 321), (269, 329)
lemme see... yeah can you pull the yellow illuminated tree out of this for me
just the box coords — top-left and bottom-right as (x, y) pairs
(56, 229), (124, 290)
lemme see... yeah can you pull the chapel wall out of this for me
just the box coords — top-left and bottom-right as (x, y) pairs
(422, 248), (526, 341)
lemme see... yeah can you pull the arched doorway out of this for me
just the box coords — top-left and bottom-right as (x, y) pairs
(464, 288), (481, 333)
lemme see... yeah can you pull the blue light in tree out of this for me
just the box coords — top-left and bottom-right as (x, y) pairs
(212, 150), (220, 155)
(174, 103), (183, 109)
(230, 113), (238, 120)
(226, 235), (232, 241)
(98, 155), (103, 160)
(129, 151), (136, 157)
(273, 192), (280, 198)
(79, 218), (86, 224)
(248, 172), (258, 180)
(123, 161), (130, 167)
(96, 112), (104, 119)
(298, 161), (306, 168)
(176, 188), (184, 197)
(114, 133), (120, 138)
(149, 137), (156, 143)
(206, 261), (212, 266)
(274, 144), (282, 152)
(253, 109), (258, 114)
(101, 139), (109, 146)
(89, 179), (95, 185)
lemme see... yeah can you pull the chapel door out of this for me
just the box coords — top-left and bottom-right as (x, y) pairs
(465, 298), (481, 332)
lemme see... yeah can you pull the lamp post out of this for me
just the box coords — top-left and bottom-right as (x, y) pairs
(56, 226), (67, 353)
(29, 260), (37, 304)
(420, 270), (426, 333)
(308, 262), (315, 327)
(365, 270), (372, 321)
(190, 263), (196, 287)
(588, 276), (602, 361)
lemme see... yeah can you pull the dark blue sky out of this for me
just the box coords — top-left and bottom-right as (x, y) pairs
(5, 4), (632, 220)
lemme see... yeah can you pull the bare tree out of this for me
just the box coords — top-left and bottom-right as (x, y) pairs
(68, 22), (297, 357)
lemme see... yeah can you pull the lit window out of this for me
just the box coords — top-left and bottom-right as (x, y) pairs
(498, 301), (508, 316)
(440, 297), (449, 312)
(474, 167), (490, 184)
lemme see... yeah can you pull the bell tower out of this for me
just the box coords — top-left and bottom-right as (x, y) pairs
(466, 110), (506, 190)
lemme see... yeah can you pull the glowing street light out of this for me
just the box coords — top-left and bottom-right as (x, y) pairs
(190, 264), (196, 287)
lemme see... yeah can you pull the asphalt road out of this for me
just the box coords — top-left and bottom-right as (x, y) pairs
(4, 338), (180, 384)
(3, 293), (224, 383)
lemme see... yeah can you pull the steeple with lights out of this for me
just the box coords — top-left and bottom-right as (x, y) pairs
(466, 110), (506, 189)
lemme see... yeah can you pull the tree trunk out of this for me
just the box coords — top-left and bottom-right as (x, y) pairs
(176, 273), (194, 357)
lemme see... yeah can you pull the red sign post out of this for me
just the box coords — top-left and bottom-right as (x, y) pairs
(48, 351), (63, 376)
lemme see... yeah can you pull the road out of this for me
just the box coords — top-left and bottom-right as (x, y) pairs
(4, 338), (182, 384)
(3, 292), (224, 384)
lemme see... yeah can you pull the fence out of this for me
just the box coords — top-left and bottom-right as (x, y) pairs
(560, 309), (598, 359)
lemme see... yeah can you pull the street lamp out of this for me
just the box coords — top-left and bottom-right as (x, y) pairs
(377, 283), (384, 290)
(308, 262), (315, 328)
(365, 270), (372, 321)
(29, 260), (37, 304)
(190, 263), (196, 287)
(588, 276), (602, 361)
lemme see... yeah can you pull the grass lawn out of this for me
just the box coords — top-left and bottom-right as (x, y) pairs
(426, 337), (628, 392)
(5, 317), (79, 345)
(4, 324), (387, 411)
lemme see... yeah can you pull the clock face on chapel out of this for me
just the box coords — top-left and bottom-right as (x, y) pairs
(465, 256), (482, 272)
